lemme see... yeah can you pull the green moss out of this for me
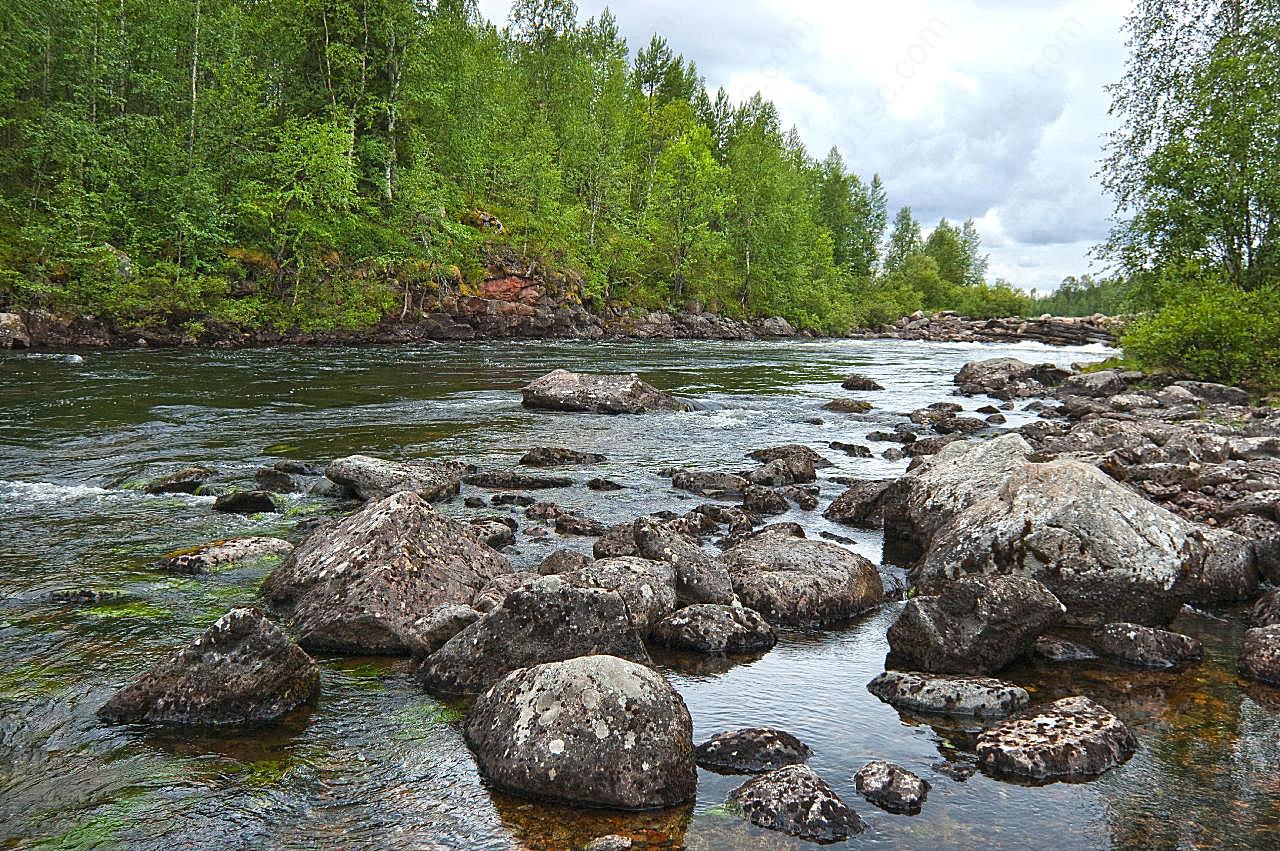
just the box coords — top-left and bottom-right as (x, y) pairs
(34, 792), (156, 850)
(393, 700), (465, 739)
(84, 601), (170, 620)
(0, 662), (77, 701)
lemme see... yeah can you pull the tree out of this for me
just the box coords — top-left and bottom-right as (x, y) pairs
(883, 207), (923, 275)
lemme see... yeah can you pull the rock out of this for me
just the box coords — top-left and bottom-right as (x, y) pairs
(261, 492), (509, 654)
(254, 467), (304, 493)
(469, 518), (516, 550)
(97, 608), (318, 725)
(867, 671), (1030, 718)
(745, 455), (817, 486)
(519, 447), (607, 467)
(594, 523), (640, 558)
(525, 501), (567, 521)
(719, 529), (884, 626)
(538, 549), (593, 575)
(780, 485), (819, 510)
(472, 572), (538, 613)
(418, 575), (650, 694)
(919, 457), (1257, 625)
(727, 765), (865, 842)
(1093, 622), (1204, 668)
(1034, 636), (1099, 663)
(521, 369), (688, 414)
(49, 589), (129, 606)
(883, 447), (904, 461)
(760, 316), (797, 337)
(671, 470), (748, 497)
(587, 478), (624, 491)
(695, 728), (811, 774)
(829, 441), (872, 458)
(824, 398), (873, 414)
(493, 493), (536, 507)
(633, 518), (734, 605)
(1174, 380), (1251, 407)
(824, 480), (893, 528)
(1239, 625), (1280, 685)
(464, 470), (573, 489)
(747, 444), (833, 468)
(555, 513), (608, 537)
(325, 454), (467, 502)
(933, 759), (978, 782)
(405, 604), (482, 655)
(954, 358), (1072, 399)
(564, 556), (677, 635)
(976, 696), (1138, 782)
(886, 575), (1065, 674)
(143, 466), (214, 495)
(462, 655), (696, 809)
(583, 837), (632, 851)
(158, 537), (294, 575)
(854, 760), (929, 815)
(841, 373), (883, 391)
(650, 605), (775, 654)
(741, 485), (789, 515)
(1058, 369), (1137, 398)
(0, 312), (31, 348)
(212, 490), (277, 514)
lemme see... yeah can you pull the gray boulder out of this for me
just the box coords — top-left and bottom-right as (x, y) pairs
(462, 655), (696, 809)
(521, 369), (688, 414)
(954, 357), (1072, 399)
(824, 480), (893, 528)
(854, 760), (929, 815)
(159, 537), (294, 575)
(672, 470), (748, 497)
(976, 696), (1138, 782)
(1239, 625), (1280, 685)
(563, 556), (677, 635)
(537, 548), (593, 575)
(747, 444), (833, 468)
(867, 670), (1030, 718)
(1093, 622), (1204, 668)
(695, 728), (811, 774)
(727, 765), (865, 842)
(405, 604), (482, 656)
(325, 454), (467, 502)
(633, 518), (734, 605)
(650, 605), (775, 654)
(519, 447), (607, 467)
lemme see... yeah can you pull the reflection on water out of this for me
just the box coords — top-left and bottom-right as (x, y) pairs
(2, 337), (1277, 848)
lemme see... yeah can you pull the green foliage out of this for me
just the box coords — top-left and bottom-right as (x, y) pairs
(1029, 275), (1130, 317)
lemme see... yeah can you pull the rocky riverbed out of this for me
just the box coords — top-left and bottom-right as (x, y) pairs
(2, 337), (1279, 849)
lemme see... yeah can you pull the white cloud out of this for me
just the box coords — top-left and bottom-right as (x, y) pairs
(475, 0), (1132, 291)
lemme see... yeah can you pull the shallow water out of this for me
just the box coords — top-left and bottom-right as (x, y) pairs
(2, 338), (1277, 849)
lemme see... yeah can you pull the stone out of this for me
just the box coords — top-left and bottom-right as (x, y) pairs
(720, 529), (884, 626)
(824, 398), (873, 414)
(261, 492), (508, 654)
(537, 549), (593, 575)
(954, 358), (1072, 399)
(824, 480), (893, 528)
(493, 493), (536, 507)
(829, 441), (873, 458)
(158, 537), (294, 575)
(555, 513), (608, 537)
(0, 312), (31, 348)
(854, 760), (929, 815)
(744, 455), (817, 486)
(464, 470), (573, 489)
(886, 575), (1065, 674)
(867, 670), (1030, 718)
(213, 490), (277, 514)
(841, 373), (884, 391)
(521, 369), (688, 414)
(1034, 636), (1099, 663)
(650, 605), (776, 654)
(747, 444), (833, 468)
(325, 454), (467, 502)
(695, 728), (811, 774)
(741, 485), (789, 516)
(671, 471), (748, 497)
(780, 485), (819, 510)
(583, 837), (632, 851)
(97, 608), (318, 725)
(587, 478), (624, 491)
(594, 523), (640, 558)
(976, 696), (1138, 782)
(727, 765), (865, 843)
(633, 518), (734, 605)
(469, 518), (516, 550)
(519, 447), (607, 467)
(1239, 625), (1280, 685)
(418, 575), (651, 694)
(405, 604), (482, 656)
(564, 556), (678, 635)
(471, 572), (538, 613)
(1093, 622), (1204, 668)
(143, 466), (214, 495)
(1249, 588), (1280, 627)
(462, 655), (696, 809)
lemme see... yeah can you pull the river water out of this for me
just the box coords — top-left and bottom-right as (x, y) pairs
(2, 338), (1278, 849)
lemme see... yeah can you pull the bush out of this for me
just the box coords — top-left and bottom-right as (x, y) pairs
(1121, 283), (1280, 388)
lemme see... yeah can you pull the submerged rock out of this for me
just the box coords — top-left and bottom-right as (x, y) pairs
(212, 490), (277, 514)
(519, 447), (607, 467)
(867, 671), (1030, 718)
(462, 655), (696, 809)
(1093, 623), (1204, 668)
(695, 728), (812, 774)
(976, 696), (1137, 782)
(587, 478), (624, 491)
(1239, 625), (1280, 685)
(650, 604), (775, 654)
(325, 454), (467, 502)
(854, 760), (929, 815)
(260, 492), (508, 654)
(727, 764), (865, 842)
(886, 575), (1065, 674)
(98, 608), (318, 726)
(143, 466), (215, 495)
(158, 537), (294, 575)
(521, 369), (688, 414)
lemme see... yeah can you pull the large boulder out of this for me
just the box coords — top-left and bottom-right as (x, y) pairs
(919, 458), (1256, 624)
(0, 312), (31, 348)
(695, 728), (811, 774)
(886, 575), (1065, 674)
(159, 537), (294, 575)
(744, 455), (816, 486)
(727, 765), (865, 842)
(325, 454), (467, 502)
(260, 492), (508, 654)
(954, 358), (1072, 399)
(867, 670), (1030, 718)
(719, 530), (884, 626)
(650, 604), (775, 654)
(417, 575), (650, 694)
(633, 518), (734, 605)
(462, 655), (696, 809)
(976, 696), (1138, 782)
(854, 761), (929, 815)
(562, 556), (677, 635)
(521, 369), (688, 414)
(1239, 625), (1280, 685)
(98, 608), (318, 725)
(824, 480), (893, 528)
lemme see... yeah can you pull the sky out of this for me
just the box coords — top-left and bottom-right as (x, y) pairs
(474, 0), (1134, 293)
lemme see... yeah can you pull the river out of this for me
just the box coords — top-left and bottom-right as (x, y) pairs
(2, 338), (1278, 849)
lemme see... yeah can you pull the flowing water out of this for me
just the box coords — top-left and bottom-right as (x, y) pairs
(2, 338), (1278, 849)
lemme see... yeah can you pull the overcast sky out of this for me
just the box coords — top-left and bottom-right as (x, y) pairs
(476, 0), (1132, 292)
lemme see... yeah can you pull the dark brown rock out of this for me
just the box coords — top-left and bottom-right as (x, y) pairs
(727, 765), (865, 842)
(695, 727), (811, 774)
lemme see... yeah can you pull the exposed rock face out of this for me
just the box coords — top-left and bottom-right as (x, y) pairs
(260, 492), (508, 654)
(1239, 625), (1280, 685)
(841, 373), (883, 391)
(405, 604), (482, 656)
(324, 454), (467, 502)
(727, 765), (865, 842)
(143, 466), (215, 495)
(463, 470), (573, 489)
(671, 471), (748, 497)
(854, 760), (929, 815)
(867, 671), (1030, 718)
(695, 728), (812, 774)
(417, 575), (650, 694)
(521, 369), (687, 414)
(824, 480), (893, 528)
(719, 530), (884, 626)
(747, 444), (833, 468)
(886, 575), (1065, 674)
(1093, 623), (1204, 668)
(919, 457), (1255, 625)
(462, 655), (696, 809)
(158, 537), (294, 575)
(633, 518), (734, 605)
(519, 447), (607, 467)
(98, 608), (318, 725)
(976, 696), (1138, 782)
(0, 312), (31, 348)
(471, 572), (538, 613)
(650, 605), (775, 654)
(563, 556), (677, 635)
(954, 358), (1072, 399)
(213, 490), (277, 514)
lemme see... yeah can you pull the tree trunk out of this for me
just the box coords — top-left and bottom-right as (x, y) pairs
(188, 0), (201, 162)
